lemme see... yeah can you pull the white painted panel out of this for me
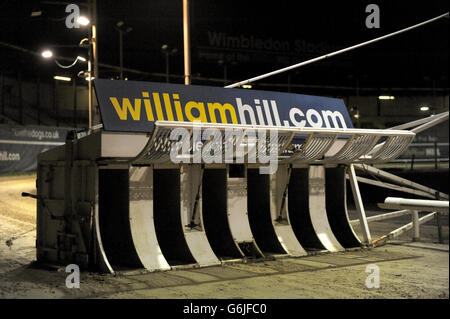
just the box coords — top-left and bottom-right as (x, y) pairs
(309, 165), (344, 252)
(274, 225), (307, 257)
(129, 167), (171, 271)
(184, 231), (221, 267)
(180, 165), (221, 267)
(270, 165), (307, 256)
(227, 177), (253, 242)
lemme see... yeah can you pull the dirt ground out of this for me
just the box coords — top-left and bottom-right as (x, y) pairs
(0, 173), (448, 299)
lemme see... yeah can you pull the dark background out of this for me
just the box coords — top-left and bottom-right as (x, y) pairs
(1, 0), (448, 92)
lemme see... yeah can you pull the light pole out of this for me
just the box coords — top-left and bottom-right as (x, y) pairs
(161, 44), (178, 83)
(78, 0), (98, 129)
(80, 0), (99, 129)
(183, 0), (191, 85)
(115, 21), (133, 80)
(79, 36), (94, 129)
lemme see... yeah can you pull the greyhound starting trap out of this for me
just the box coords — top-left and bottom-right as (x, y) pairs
(35, 80), (415, 273)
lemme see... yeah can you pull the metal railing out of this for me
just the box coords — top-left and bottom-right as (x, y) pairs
(129, 121), (415, 165)
(350, 197), (448, 245)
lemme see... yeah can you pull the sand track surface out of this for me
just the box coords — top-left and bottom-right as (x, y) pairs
(0, 173), (448, 299)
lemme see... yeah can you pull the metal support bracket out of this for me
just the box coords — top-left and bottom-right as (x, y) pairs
(347, 164), (372, 245)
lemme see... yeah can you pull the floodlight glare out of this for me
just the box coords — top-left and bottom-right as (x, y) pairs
(77, 16), (90, 26)
(53, 76), (71, 82)
(31, 11), (42, 17)
(420, 106), (430, 111)
(41, 50), (53, 59)
(378, 95), (395, 100)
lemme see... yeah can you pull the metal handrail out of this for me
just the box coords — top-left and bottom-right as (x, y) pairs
(153, 121), (415, 136)
(378, 197), (449, 213)
(129, 121), (415, 165)
(350, 197), (448, 246)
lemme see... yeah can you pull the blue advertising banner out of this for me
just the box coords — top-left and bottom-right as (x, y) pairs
(0, 125), (69, 173)
(94, 79), (353, 132)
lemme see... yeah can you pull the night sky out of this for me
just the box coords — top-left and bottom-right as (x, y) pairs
(1, 0), (448, 93)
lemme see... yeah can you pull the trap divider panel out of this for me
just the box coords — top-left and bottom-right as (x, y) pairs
(288, 167), (325, 251)
(98, 168), (142, 270)
(180, 165), (221, 267)
(129, 166), (171, 271)
(202, 168), (243, 259)
(93, 168), (114, 273)
(153, 169), (196, 265)
(269, 165), (308, 256)
(226, 166), (265, 259)
(307, 165), (345, 252)
(247, 169), (287, 255)
(325, 166), (361, 248)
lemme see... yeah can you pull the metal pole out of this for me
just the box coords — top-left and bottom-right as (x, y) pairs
(183, 0), (191, 85)
(388, 112), (448, 130)
(434, 141), (438, 170)
(354, 164), (449, 200)
(87, 0), (94, 129)
(411, 113), (449, 134)
(384, 197), (449, 210)
(88, 57), (92, 129)
(436, 212), (443, 244)
(374, 212), (436, 246)
(92, 23), (98, 125)
(412, 210), (420, 241)
(350, 209), (411, 225)
(435, 192), (443, 244)
(347, 164), (372, 245)
(225, 12), (449, 88)
(352, 175), (436, 199)
(410, 154), (415, 171)
(92, 2), (98, 80)
(91, 0), (99, 126)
